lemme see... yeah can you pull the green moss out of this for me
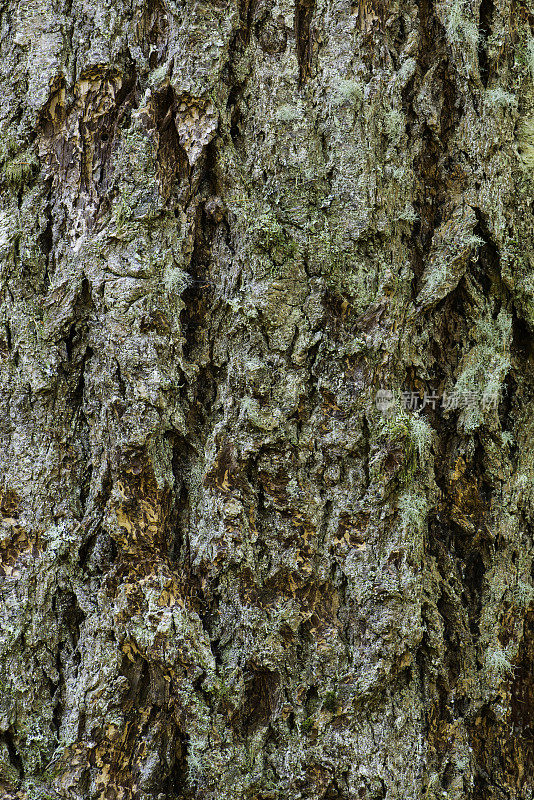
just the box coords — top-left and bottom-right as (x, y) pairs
(114, 194), (133, 230)
(503, 233), (529, 274)
(209, 678), (232, 704)
(19, 780), (62, 800)
(408, 414), (432, 462)
(379, 411), (409, 440)
(147, 64), (169, 89)
(305, 223), (353, 293)
(186, 740), (206, 786)
(252, 210), (296, 272)
(514, 33), (534, 79)
(377, 404), (432, 486)
(0, 136), (21, 174)
(322, 690), (338, 713)
(420, 234), (484, 306)
(396, 205), (419, 224)
(3, 151), (39, 190)
(243, 777), (280, 798)
(163, 265), (190, 295)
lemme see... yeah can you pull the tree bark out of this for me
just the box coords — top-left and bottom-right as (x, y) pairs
(0, 0), (533, 798)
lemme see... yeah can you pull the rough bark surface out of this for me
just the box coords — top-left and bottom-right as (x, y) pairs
(0, 0), (534, 798)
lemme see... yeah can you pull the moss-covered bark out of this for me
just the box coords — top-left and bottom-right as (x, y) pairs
(0, 0), (533, 797)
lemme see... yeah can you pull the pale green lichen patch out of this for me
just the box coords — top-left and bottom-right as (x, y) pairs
(516, 115), (534, 170)
(445, 0), (479, 50)
(451, 310), (512, 432)
(331, 78), (363, 106)
(397, 490), (428, 556)
(484, 646), (515, 680)
(416, 206), (484, 309)
(275, 103), (304, 122)
(484, 88), (517, 110)
(527, 37), (534, 80)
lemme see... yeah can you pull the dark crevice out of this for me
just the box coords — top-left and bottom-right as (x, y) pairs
(408, 0), (463, 299)
(239, 666), (280, 735)
(38, 198), (53, 293)
(238, 0), (258, 46)
(65, 323), (76, 361)
(478, 0), (494, 87)
(179, 204), (217, 371)
(468, 620), (534, 799)
(115, 359), (126, 399)
(62, 591), (85, 651)
(62, 278), (93, 392)
(122, 656), (151, 712)
(3, 728), (23, 780)
(437, 594), (462, 684)
(77, 529), (97, 569)
(472, 211), (502, 304)
(229, 94), (244, 145)
(152, 85), (190, 203)
(72, 345), (93, 406)
(257, 479), (265, 516)
(511, 312), (534, 364)
(162, 733), (187, 796)
(428, 513), (487, 638)
(362, 415), (371, 490)
(295, 0), (316, 84)
(224, 62), (251, 149)
(511, 612), (534, 769)
(170, 435), (197, 565)
(52, 650), (62, 736)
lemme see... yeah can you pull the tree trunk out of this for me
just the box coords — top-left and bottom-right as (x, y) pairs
(0, 0), (533, 797)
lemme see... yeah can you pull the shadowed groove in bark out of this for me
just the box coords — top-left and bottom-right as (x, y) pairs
(295, 0), (316, 84)
(135, 0), (170, 68)
(510, 609), (534, 789)
(239, 665), (280, 734)
(2, 729), (24, 781)
(238, 0), (258, 46)
(152, 85), (190, 202)
(478, 0), (495, 86)
(405, 0), (464, 299)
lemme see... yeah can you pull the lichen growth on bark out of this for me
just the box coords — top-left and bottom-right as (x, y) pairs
(0, 0), (533, 798)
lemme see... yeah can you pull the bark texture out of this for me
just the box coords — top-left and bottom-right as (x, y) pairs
(0, 0), (533, 798)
